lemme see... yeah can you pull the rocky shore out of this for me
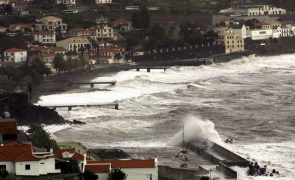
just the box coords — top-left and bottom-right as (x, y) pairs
(0, 93), (66, 125)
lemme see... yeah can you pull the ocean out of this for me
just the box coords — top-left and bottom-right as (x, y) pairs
(38, 54), (295, 179)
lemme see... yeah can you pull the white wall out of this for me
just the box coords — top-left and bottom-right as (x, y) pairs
(16, 161), (40, 176)
(0, 162), (15, 174)
(46, 158), (61, 174)
(34, 34), (56, 44)
(96, 0), (112, 4)
(4, 51), (27, 63)
(122, 167), (158, 180)
(248, 29), (274, 40)
(97, 173), (109, 180)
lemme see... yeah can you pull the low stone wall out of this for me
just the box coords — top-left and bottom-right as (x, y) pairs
(159, 165), (208, 180)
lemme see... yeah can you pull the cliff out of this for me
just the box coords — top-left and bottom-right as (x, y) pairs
(0, 93), (66, 125)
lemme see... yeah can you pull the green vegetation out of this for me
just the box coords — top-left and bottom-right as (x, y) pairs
(200, 176), (210, 180)
(27, 124), (58, 150)
(56, 159), (80, 174)
(0, 33), (32, 51)
(108, 169), (127, 180)
(83, 170), (98, 180)
(52, 54), (87, 73)
(0, 58), (50, 92)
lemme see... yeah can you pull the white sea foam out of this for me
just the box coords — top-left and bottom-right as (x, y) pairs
(227, 142), (295, 180)
(37, 54), (295, 107)
(168, 115), (222, 146)
(36, 54), (295, 178)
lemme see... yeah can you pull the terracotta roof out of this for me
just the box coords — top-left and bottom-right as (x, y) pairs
(85, 164), (111, 173)
(0, 151), (11, 161)
(30, 46), (47, 51)
(9, 23), (33, 28)
(41, 16), (62, 21)
(57, 37), (89, 44)
(100, 46), (124, 53)
(0, 143), (32, 161)
(87, 159), (156, 169)
(53, 149), (85, 161)
(5, 48), (26, 53)
(112, 19), (131, 26)
(3, 140), (25, 146)
(14, 152), (41, 162)
(35, 31), (54, 36)
(48, 46), (67, 52)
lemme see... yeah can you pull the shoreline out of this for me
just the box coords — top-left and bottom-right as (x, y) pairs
(33, 50), (295, 104)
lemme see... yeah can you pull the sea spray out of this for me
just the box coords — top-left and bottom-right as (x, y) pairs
(167, 115), (222, 146)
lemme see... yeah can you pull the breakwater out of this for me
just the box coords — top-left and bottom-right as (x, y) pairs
(186, 141), (249, 178)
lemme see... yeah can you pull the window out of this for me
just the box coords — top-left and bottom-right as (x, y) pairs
(25, 164), (30, 170)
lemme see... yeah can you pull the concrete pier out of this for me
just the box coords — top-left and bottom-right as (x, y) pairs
(68, 81), (116, 88)
(47, 103), (119, 111)
(135, 67), (167, 72)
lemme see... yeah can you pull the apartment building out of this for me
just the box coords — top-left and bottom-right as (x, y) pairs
(95, 0), (112, 5)
(220, 5), (286, 16)
(3, 48), (27, 63)
(36, 16), (67, 33)
(95, 25), (116, 40)
(34, 31), (56, 44)
(56, 0), (76, 5)
(218, 30), (245, 54)
(56, 37), (91, 52)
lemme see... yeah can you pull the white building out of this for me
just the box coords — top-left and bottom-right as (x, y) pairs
(36, 16), (67, 33)
(95, 25), (117, 40)
(34, 31), (56, 44)
(56, 37), (91, 52)
(275, 25), (293, 37)
(217, 30), (245, 54)
(0, 0), (9, 4)
(229, 24), (248, 39)
(56, 0), (76, 6)
(247, 29), (277, 40)
(0, 141), (61, 176)
(84, 159), (158, 180)
(99, 46), (125, 64)
(220, 5), (286, 16)
(4, 48), (27, 63)
(95, 0), (112, 5)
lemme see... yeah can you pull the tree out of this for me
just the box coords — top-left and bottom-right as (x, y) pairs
(114, 53), (122, 61)
(108, 169), (127, 180)
(3, 4), (13, 15)
(200, 176), (210, 180)
(27, 124), (58, 150)
(83, 170), (98, 180)
(30, 58), (51, 76)
(132, 5), (150, 29)
(56, 159), (80, 174)
(53, 54), (66, 72)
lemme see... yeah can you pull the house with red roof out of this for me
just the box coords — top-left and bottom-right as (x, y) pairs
(83, 158), (158, 180)
(53, 149), (86, 171)
(0, 141), (61, 176)
(3, 48), (27, 63)
(99, 45), (126, 64)
(112, 18), (133, 32)
(34, 31), (56, 44)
